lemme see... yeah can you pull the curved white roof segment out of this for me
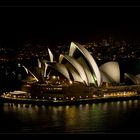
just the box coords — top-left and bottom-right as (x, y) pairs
(59, 54), (64, 63)
(37, 59), (42, 68)
(48, 48), (54, 63)
(59, 54), (88, 85)
(124, 73), (140, 85)
(77, 57), (96, 86)
(22, 65), (39, 82)
(40, 60), (49, 78)
(99, 61), (120, 83)
(69, 42), (77, 56)
(50, 63), (71, 81)
(43, 63), (48, 77)
(100, 70), (115, 83)
(22, 65), (28, 74)
(69, 42), (101, 87)
(65, 63), (84, 83)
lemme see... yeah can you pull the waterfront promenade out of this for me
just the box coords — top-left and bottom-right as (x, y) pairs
(1, 85), (140, 105)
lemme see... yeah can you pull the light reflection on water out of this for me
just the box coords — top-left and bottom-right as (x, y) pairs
(1, 100), (140, 133)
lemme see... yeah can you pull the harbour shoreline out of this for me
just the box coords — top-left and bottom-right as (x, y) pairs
(1, 94), (140, 106)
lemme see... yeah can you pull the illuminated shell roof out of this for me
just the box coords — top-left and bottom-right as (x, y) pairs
(65, 63), (84, 83)
(77, 57), (96, 86)
(59, 54), (88, 85)
(48, 48), (54, 63)
(49, 63), (71, 81)
(33, 42), (103, 87)
(124, 73), (140, 85)
(99, 61), (120, 83)
(69, 42), (101, 87)
(100, 70), (115, 83)
(22, 65), (39, 82)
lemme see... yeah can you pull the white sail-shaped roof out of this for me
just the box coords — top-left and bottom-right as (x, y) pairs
(50, 63), (71, 81)
(69, 42), (101, 87)
(99, 61), (120, 83)
(65, 63), (84, 83)
(100, 70), (115, 83)
(124, 73), (140, 85)
(40, 60), (49, 78)
(37, 59), (41, 68)
(59, 54), (64, 63)
(77, 57), (96, 86)
(48, 48), (54, 63)
(22, 65), (39, 82)
(59, 54), (88, 85)
(44, 63), (48, 77)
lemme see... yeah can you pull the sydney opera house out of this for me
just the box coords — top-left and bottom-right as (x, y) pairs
(13, 41), (125, 100)
(1, 41), (139, 103)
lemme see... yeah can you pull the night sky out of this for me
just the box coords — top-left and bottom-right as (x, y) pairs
(0, 7), (140, 47)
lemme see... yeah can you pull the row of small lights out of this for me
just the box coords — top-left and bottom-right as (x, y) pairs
(103, 91), (137, 97)
(34, 95), (90, 100)
(4, 93), (95, 100)
(7, 92), (137, 100)
(5, 91), (137, 101)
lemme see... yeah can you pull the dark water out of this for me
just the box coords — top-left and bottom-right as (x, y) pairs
(0, 100), (140, 134)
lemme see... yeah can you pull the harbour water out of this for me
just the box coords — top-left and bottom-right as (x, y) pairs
(0, 100), (140, 134)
